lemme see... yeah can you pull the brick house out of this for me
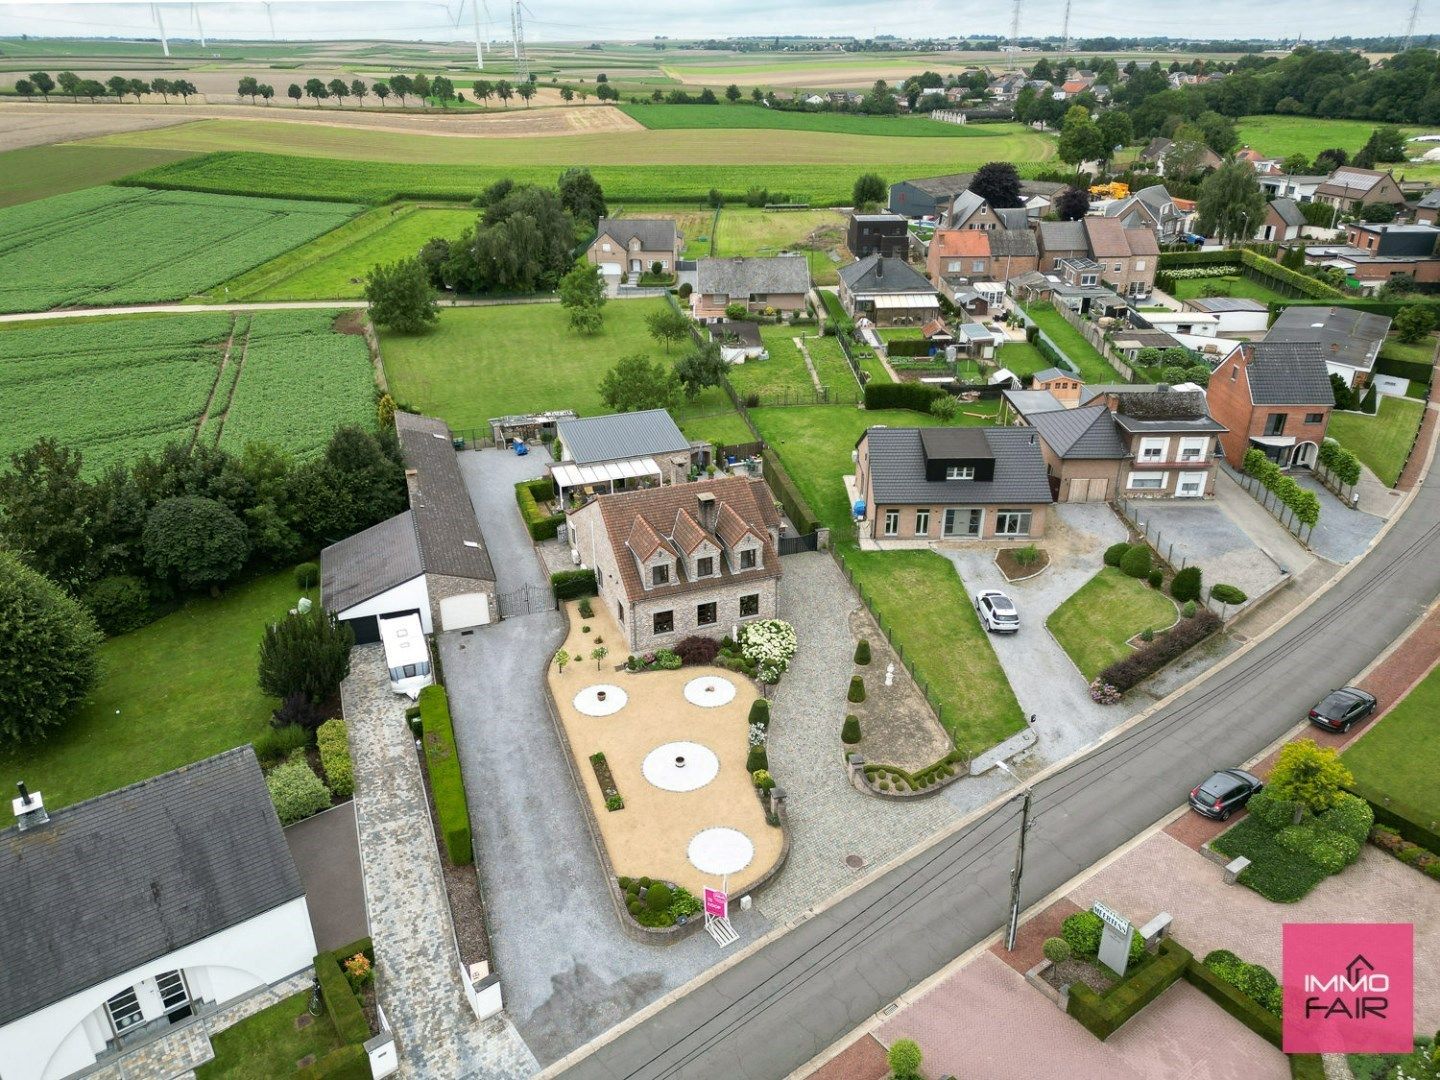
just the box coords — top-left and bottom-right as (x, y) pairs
(565, 476), (783, 651)
(853, 426), (1053, 545)
(838, 255), (941, 326)
(1313, 167), (1407, 213)
(691, 256), (811, 322)
(586, 218), (680, 276)
(1101, 184), (1190, 244)
(1206, 341), (1335, 470)
(1023, 388), (1225, 502)
(926, 228), (1038, 300)
(1083, 217), (1159, 298)
(1032, 367), (1084, 403)
(1257, 197), (1306, 243)
(1037, 219), (1088, 271)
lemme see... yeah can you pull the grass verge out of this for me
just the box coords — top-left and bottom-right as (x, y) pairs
(1342, 661), (1440, 826)
(196, 991), (343, 1079)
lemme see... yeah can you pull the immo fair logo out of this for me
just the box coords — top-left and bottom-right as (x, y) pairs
(1284, 923), (1414, 1053)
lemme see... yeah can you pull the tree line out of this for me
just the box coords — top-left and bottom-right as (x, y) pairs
(15, 70), (199, 103)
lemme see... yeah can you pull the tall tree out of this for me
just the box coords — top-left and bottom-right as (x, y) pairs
(433, 75), (455, 107)
(287, 82), (302, 104)
(365, 258), (438, 333)
(372, 81), (389, 106)
(411, 73), (431, 104)
(1053, 186), (1091, 221)
(725, 83), (742, 103)
(496, 79), (513, 107)
(14, 78), (34, 99)
(559, 85), (574, 102)
(968, 161), (1024, 208)
(258, 84), (274, 104)
(852, 172), (887, 208)
(557, 261), (607, 335)
(1097, 109), (1133, 165)
(107, 75), (130, 100)
(350, 79), (367, 105)
(305, 78), (328, 106)
(0, 439), (94, 591)
(674, 340), (727, 401)
(142, 496), (250, 593)
(57, 70), (81, 100)
(171, 79), (196, 103)
(598, 354), (682, 413)
(258, 607), (354, 705)
(1058, 105), (1103, 170)
(1162, 123), (1212, 180)
(557, 166), (607, 227)
(28, 70), (54, 101)
(328, 78), (348, 105)
(1195, 159), (1265, 245)
(472, 79), (492, 106)
(237, 75), (259, 102)
(644, 306), (692, 352)
(516, 81), (536, 107)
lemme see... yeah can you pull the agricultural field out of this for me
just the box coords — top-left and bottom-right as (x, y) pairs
(223, 204), (477, 301)
(618, 105), (1022, 138)
(0, 144), (196, 208)
(712, 207), (848, 284)
(0, 309), (374, 470)
(0, 186), (361, 312)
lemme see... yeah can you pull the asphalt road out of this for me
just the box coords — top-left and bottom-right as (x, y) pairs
(557, 464), (1440, 1080)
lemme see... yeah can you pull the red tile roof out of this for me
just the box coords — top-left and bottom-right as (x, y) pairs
(929, 229), (991, 258)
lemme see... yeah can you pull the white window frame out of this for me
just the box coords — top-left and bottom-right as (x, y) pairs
(1177, 437), (1208, 462)
(1135, 258), (1147, 270)
(883, 508), (900, 536)
(945, 465), (975, 480)
(1176, 471), (1207, 498)
(601, 242), (611, 252)
(972, 260), (987, 273)
(156, 970), (190, 1014)
(1138, 437), (1169, 462)
(1128, 471), (1165, 490)
(993, 509), (1032, 536)
(1081, 273), (1098, 286)
(914, 508), (930, 536)
(947, 259), (962, 272)
(106, 987), (145, 1035)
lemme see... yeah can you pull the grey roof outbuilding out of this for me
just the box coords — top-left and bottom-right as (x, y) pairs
(862, 426), (1053, 504)
(557, 409), (691, 465)
(321, 509), (423, 613)
(1266, 305), (1392, 373)
(0, 748), (305, 1027)
(1271, 197), (1306, 228)
(395, 411), (495, 582)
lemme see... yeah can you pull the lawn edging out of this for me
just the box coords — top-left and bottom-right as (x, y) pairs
(1346, 778), (1440, 855)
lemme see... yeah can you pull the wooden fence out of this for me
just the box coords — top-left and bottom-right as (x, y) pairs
(1051, 302), (1139, 381)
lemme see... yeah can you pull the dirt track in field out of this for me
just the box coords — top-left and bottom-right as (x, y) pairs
(0, 99), (642, 151)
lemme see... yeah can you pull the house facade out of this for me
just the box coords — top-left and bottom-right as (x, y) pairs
(838, 255), (941, 326)
(1083, 217), (1159, 298)
(854, 426), (1053, 545)
(586, 218), (680, 276)
(691, 256), (811, 321)
(1102, 184), (1189, 244)
(566, 476), (783, 651)
(1206, 341), (1335, 469)
(926, 228), (1039, 299)
(848, 213), (910, 258)
(0, 751), (316, 1080)
(1258, 198), (1306, 243)
(1314, 167), (1407, 213)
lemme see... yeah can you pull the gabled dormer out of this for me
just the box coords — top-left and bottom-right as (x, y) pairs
(918, 427), (996, 483)
(715, 501), (766, 573)
(626, 515), (677, 591)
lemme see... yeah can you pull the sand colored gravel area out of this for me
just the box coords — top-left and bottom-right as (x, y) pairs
(548, 599), (783, 898)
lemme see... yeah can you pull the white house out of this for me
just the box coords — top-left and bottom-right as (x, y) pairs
(0, 750), (316, 1080)
(1181, 296), (1272, 336)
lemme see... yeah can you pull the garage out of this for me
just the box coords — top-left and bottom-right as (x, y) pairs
(440, 592), (491, 631)
(321, 511), (432, 640)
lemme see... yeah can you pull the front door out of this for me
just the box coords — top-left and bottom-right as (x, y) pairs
(943, 507), (983, 537)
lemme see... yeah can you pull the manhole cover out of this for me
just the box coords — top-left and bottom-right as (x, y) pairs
(845, 854), (865, 869)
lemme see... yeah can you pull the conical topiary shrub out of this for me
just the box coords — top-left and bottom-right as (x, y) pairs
(847, 675), (866, 703)
(842, 714), (861, 744)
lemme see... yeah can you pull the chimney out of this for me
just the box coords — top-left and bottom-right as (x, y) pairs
(696, 491), (718, 532)
(875, 258), (884, 279)
(13, 781), (49, 832)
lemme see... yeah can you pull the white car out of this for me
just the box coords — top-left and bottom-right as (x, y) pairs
(975, 589), (1020, 634)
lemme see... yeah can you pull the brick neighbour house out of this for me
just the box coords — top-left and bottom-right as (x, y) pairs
(838, 255), (941, 327)
(854, 426), (1053, 545)
(926, 228), (1038, 301)
(1083, 217), (1159, 298)
(585, 218), (680, 276)
(1206, 341), (1335, 470)
(566, 476), (783, 651)
(1101, 184), (1190, 244)
(1313, 167), (1407, 213)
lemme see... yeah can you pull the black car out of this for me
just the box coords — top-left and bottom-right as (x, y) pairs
(1308, 687), (1378, 733)
(1189, 768), (1264, 820)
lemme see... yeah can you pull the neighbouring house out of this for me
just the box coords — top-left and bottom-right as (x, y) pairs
(887, 172), (1066, 219)
(710, 319), (766, 363)
(552, 409), (700, 506)
(1101, 184), (1191, 244)
(1024, 388), (1225, 502)
(1053, 77), (1094, 99)
(853, 426), (1053, 544)
(566, 476), (783, 651)
(1257, 197), (1306, 243)
(1207, 340), (1335, 469)
(1314, 167), (1408, 213)
(848, 212), (910, 258)
(0, 751), (316, 1080)
(926, 228), (1039, 300)
(1182, 296), (1272, 336)
(1032, 366), (1084, 403)
(1236, 147), (1284, 173)
(691, 256), (812, 321)
(1138, 136), (1223, 177)
(1258, 173), (1331, 204)
(1301, 229), (1440, 288)
(838, 255), (941, 326)
(1083, 217), (1159, 298)
(1346, 221), (1440, 260)
(1413, 190), (1440, 225)
(586, 218), (680, 278)
(943, 189), (1005, 231)
(1036, 219), (1089, 271)
(322, 412), (496, 641)
(1265, 304), (1392, 388)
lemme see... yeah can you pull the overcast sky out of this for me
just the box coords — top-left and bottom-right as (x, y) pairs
(0, 1), (1435, 45)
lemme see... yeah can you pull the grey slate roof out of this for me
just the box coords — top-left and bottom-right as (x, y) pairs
(0, 748), (303, 1026)
(989, 229), (1039, 258)
(557, 409), (691, 465)
(395, 412), (495, 582)
(948, 190), (988, 226)
(594, 217), (677, 252)
(863, 426), (1052, 504)
(1418, 190), (1440, 209)
(839, 255), (935, 295)
(1271, 197), (1306, 227)
(1247, 341), (1338, 405)
(995, 207), (1032, 231)
(1037, 219), (1087, 253)
(1027, 405), (1129, 459)
(696, 256), (812, 297)
(1266, 305), (1392, 372)
(321, 509), (423, 613)
(1032, 367), (1070, 383)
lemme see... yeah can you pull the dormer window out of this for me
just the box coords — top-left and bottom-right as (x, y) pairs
(651, 564), (669, 587)
(696, 556), (714, 577)
(739, 548), (757, 570)
(946, 466), (975, 480)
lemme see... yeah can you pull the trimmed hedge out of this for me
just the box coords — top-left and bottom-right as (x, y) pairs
(266, 756), (331, 826)
(864, 381), (944, 411)
(748, 698), (770, 730)
(316, 717), (354, 799)
(885, 338), (936, 358)
(1375, 354), (1436, 385)
(1161, 249), (1344, 300)
(854, 638), (871, 665)
(848, 674), (866, 703)
(1289, 1056), (1326, 1080)
(842, 714), (861, 744)
(1119, 545), (1152, 579)
(1271, 297), (1440, 322)
(315, 942), (370, 1046)
(1203, 948), (1282, 1016)
(1182, 957), (1282, 1049)
(551, 568), (598, 600)
(1346, 778), (1440, 855)
(516, 477), (564, 540)
(1103, 542), (1130, 568)
(1066, 939), (1192, 1041)
(419, 685), (473, 865)
(760, 447), (820, 534)
(1097, 608), (1221, 692)
(296, 1045), (370, 1080)
(1170, 566), (1202, 603)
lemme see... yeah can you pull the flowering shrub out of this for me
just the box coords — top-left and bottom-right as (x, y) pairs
(343, 953), (373, 992)
(748, 722), (767, 748)
(740, 620), (797, 684)
(752, 769), (775, 790)
(1089, 679), (1122, 705)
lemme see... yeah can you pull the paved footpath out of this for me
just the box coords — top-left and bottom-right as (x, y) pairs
(343, 645), (537, 1079)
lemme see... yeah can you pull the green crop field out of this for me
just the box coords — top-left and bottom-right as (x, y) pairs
(619, 104), (1020, 138)
(0, 309), (374, 470)
(0, 144), (198, 208)
(0, 186), (361, 312)
(223, 204), (477, 300)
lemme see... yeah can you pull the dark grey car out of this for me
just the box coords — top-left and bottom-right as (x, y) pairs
(1308, 687), (1378, 733)
(1189, 768), (1264, 820)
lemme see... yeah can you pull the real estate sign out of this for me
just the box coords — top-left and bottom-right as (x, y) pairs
(704, 887), (728, 919)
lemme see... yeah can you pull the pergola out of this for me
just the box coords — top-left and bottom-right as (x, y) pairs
(552, 458), (663, 507)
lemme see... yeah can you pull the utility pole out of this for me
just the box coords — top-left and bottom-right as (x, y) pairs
(995, 760), (1032, 952)
(1404, 0), (1422, 51)
(511, 0), (529, 83)
(1007, 0), (1023, 70)
(152, 4), (169, 58)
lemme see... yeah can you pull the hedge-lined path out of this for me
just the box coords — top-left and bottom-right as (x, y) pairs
(342, 645), (538, 1079)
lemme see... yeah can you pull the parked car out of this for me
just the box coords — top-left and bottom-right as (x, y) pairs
(974, 589), (1020, 634)
(1189, 768), (1264, 820)
(1307, 686), (1378, 733)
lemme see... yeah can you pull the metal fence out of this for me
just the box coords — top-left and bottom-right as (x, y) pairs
(1115, 498), (1193, 570)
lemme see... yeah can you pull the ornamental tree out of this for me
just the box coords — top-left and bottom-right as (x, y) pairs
(258, 606), (355, 708)
(142, 496), (250, 592)
(1268, 739), (1354, 813)
(365, 257), (438, 333)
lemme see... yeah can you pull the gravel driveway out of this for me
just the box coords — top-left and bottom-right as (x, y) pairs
(937, 504), (1144, 764)
(1292, 472), (1386, 564)
(1123, 499), (1286, 606)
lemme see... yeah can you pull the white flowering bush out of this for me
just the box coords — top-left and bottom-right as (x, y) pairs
(1163, 266), (1240, 280)
(748, 722), (767, 748)
(740, 619), (798, 682)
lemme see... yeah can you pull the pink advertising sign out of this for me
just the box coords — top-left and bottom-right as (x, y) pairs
(1283, 923), (1413, 1053)
(703, 887), (728, 919)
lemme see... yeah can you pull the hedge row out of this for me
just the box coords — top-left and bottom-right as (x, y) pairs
(1160, 248), (1344, 300)
(1375, 354), (1436, 385)
(551, 568), (598, 600)
(1347, 777), (1440, 855)
(1066, 939), (1192, 1041)
(315, 937), (372, 1046)
(1182, 958), (1282, 1049)
(1271, 297), (1440, 321)
(864, 381), (944, 411)
(885, 338), (937, 358)
(1096, 608), (1221, 692)
(515, 477), (564, 541)
(759, 447), (820, 534)
(1244, 448), (1321, 529)
(316, 718), (354, 799)
(418, 685), (473, 865)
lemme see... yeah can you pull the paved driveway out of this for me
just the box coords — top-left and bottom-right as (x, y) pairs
(1292, 472), (1385, 564)
(938, 504), (1143, 765)
(284, 802), (368, 953)
(1124, 499), (1286, 608)
(457, 448), (554, 594)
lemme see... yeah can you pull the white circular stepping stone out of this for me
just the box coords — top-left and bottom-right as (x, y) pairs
(683, 675), (736, 708)
(688, 827), (755, 875)
(573, 684), (627, 717)
(642, 742), (719, 792)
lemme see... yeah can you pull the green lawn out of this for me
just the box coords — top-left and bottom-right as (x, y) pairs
(0, 144), (197, 208)
(996, 342), (1052, 380)
(728, 326), (816, 399)
(803, 334), (861, 392)
(1235, 116), (1423, 166)
(711, 207), (847, 285)
(196, 992), (343, 1079)
(675, 408), (755, 449)
(1023, 304), (1122, 384)
(1327, 395), (1426, 487)
(381, 299), (728, 431)
(1169, 275), (1291, 307)
(750, 404), (1023, 751)
(1045, 568), (1179, 681)
(1343, 661), (1440, 826)
(0, 570), (296, 810)
(1379, 333), (1436, 369)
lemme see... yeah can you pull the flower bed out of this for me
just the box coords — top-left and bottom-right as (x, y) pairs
(859, 749), (970, 796)
(995, 544), (1049, 581)
(616, 875), (703, 929)
(590, 751), (624, 811)
(1370, 824), (1440, 881)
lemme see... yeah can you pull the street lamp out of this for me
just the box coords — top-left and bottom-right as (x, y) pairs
(994, 759), (1032, 952)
